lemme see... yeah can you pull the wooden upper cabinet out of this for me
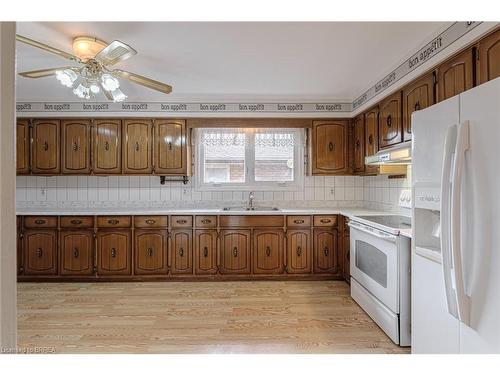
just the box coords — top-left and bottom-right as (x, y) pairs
(477, 28), (500, 85)
(61, 119), (91, 174)
(93, 119), (122, 174)
(123, 119), (153, 174)
(154, 119), (187, 174)
(16, 119), (30, 174)
(31, 119), (60, 174)
(352, 115), (365, 174)
(437, 47), (475, 102)
(219, 230), (251, 275)
(378, 91), (402, 150)
(311, 120), (349, 175)
(364, 106), (379, 157)
(402, 72), (435, 142)
(253, 229), (284, 274)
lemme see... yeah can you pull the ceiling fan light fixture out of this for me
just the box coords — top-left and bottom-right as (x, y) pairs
(73, 84), (91, 99)
(55, 69), (77, 88)
(101, 73), (120, 91)
(72, 36), (107, 61)
(110, 88), (127, 102)
(90, 83), (100, 94)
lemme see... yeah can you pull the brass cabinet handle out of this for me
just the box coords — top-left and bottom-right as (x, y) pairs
(266, 246), (271, 257)
(296, 246), (302, 256)
(34, 219), (46, 225)
(233, 247), (238, 257)
(135, 142), (140, 151)
(355, 140), (360, 148)
(168, 141), (172, 150)
(107, 219), (119, 225)
(203, 246), (209, 257)
(414, 101), (421, 111)
(73, 141), (79, 151)
(73, 248), (79, 258)
(293, 219), (304, 224)
(104, 141), (110, 151)
(176, 219), (187, 224)
(70, 219), (82, 225)
(179, 248), (184, 257)
(36, 248), (43, 257)
(328, 142), (334, 151)
(386, 114), (392, 128)
(320, 219), (331, 224)
(145, 219), (156, 225)
(42, 141), (48, 151)
(368, 134), (373, 145)
(201, 219), (211, 224)
(148, 247), (154, 257)
(111, 248), (117, 258)
(324, 247), (329, 256)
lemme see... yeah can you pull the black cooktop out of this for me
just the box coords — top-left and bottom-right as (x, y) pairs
(357, 215), (411, 229)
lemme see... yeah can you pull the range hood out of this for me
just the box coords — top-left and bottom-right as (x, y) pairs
(365, 142), (412, 166)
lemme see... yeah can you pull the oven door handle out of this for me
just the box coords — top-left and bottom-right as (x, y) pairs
(348, 221), (397, 243)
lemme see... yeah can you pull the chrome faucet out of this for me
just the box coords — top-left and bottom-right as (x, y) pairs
(248, 191), (255, 209)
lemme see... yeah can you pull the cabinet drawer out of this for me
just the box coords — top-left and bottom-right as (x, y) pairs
(171, 215), (193, 228)
(313, 215), (338, 227)
(219, 215), (284, 227)
(286, 216), (311, 227)
(24, 216), (58, 228)
(97, 216), (132, 228)
(195, 215), (217, 228)
(134, 215), (168, 228)
(60, 216), (94, 228)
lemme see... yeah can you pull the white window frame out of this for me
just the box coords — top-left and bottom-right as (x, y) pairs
(195, 128), (305, 191)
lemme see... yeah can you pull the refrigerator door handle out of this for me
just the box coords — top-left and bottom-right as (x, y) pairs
(451, 120), (471, 326)
(440, 125), (459, 318)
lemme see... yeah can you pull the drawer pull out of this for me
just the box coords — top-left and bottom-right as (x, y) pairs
(368, 134), (373, 145)
(135, 142), (140, 151)
(36, 248), (43, 257)
(324, 247), (329, 256)
(111, 248), (117, 258)
(203, 247), (209, 257)
(145, 219), (156, 225)
(34, 219), (46, 225)
(297, 246), (302, 256)
(328, 142), (334, 151)
(386, 114), (392, 128)
(42, 141), (49, 151)
(104, 141), (110, 151)
(201, 219), (212, 224)
(179, 248), (184, 257)
(320, 219), (331, 224)
(233, 247), (238, 257)
(293, 219), (304, 224)
(73, 248), (79, 258)
(266, 246), (271, 257)
(148, 247), (154, 257)
(108, 219), (119, 225)
(70, 219), (82, 225)
(176, 219), (187, 224)
(355, 140), (360, 148)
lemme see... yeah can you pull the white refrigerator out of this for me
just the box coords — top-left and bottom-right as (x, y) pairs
(411, 77), (500, 353)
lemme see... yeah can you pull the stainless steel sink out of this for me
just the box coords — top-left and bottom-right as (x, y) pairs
(222, 206), (280, 211)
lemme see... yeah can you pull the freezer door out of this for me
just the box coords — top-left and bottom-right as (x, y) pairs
(458, 78), (500, 353)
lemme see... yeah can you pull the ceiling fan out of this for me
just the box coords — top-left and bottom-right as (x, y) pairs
(17, 35), (172, 102)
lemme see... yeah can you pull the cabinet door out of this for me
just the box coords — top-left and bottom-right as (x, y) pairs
(134, 230), (168, 275)
(378, 91), (402, 149)
(253, 229), (284, 274)
(154, 119), (187, 174)
(23, 230), (57, 275)
(194, 229), (218, 275)
(170, 229), (193, 275)
(437, 47), (475, 102)
(17, 217), (23, 275)
(61, 119), (91, 174)
(477, 28), (500, 85)
(60, 231), (94, 276)
(353, 114), (365, 174)
(312, 120), (349, 175)
(123, 119), (153, 174)
(313, 228), (338, 274)
(97, 231), (131, 276)
(286, 229), (311, 274)
(364, 106), (379, 157)
(219, 230), (251, 274)
(402, 72), (435, 142)
(17, 119), (30, 174)
(93, 119), (122, 174)
(31, 119), (60, 174)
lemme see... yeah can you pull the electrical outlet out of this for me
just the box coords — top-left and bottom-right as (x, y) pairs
(40, 188), (47, 198)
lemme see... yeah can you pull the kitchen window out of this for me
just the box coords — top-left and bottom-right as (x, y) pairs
(195, 128), (305, 191)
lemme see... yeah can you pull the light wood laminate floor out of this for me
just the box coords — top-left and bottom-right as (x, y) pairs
(17, 281), (409, 354)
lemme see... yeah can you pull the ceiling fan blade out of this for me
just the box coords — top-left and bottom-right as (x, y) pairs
(18, 67), (77, 78)
(16, 34), (81, 62)
(95, 40), (137, 66)
(113, 69), (172, 94)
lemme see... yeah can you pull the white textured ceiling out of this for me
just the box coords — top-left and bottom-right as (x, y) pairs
(16, 22), (449, 102)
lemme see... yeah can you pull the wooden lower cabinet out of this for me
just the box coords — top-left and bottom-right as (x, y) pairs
(134, 230), (168, 275)
(97, 230), (132, 276)
(23, 230), (57, 275)
(253, 229), (284, 274)
(59, 230), (94, 276)
(219, 230), (251, 275)
(194, 229), (218, 275)
(286, 229), (312, 274)
(313, 228), (339, 274)
(170, 229), (193, 275)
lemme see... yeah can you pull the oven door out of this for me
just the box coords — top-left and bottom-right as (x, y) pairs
(349, 220), (399, 313)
